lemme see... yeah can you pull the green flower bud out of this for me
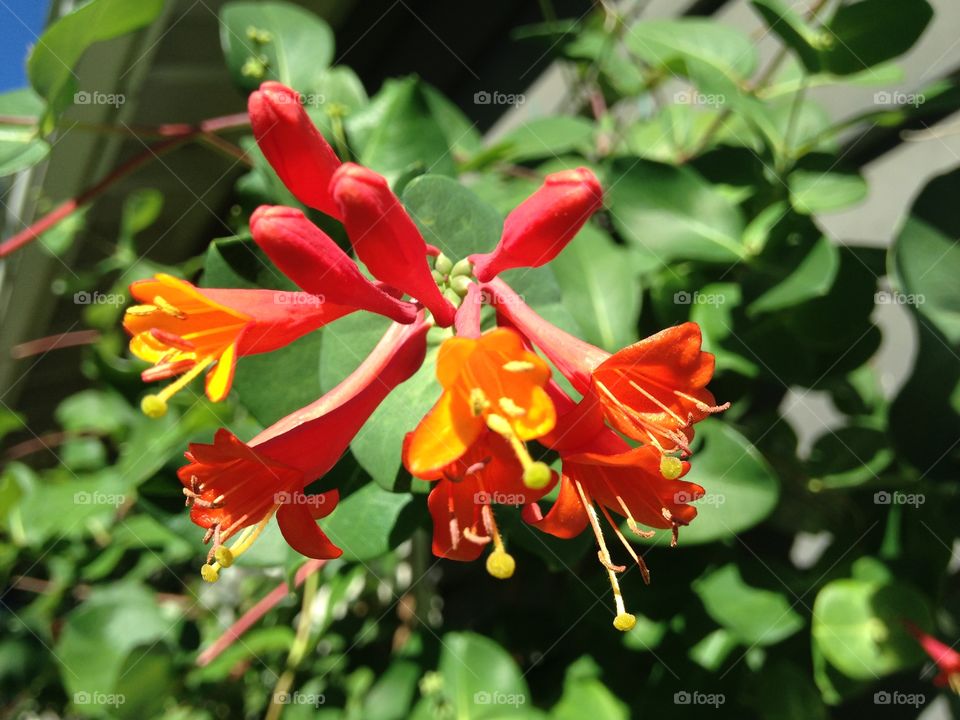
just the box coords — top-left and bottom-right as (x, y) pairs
(434, 253), (453, 276)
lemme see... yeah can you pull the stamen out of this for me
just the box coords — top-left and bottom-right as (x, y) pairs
(125, 304), (159, 316)
(674, 389), (731, 414)
(142, 359), (196, 382)
(614, 495), (656, 539)
(572, 479), (636, 631)
(199, 506), (278, 582)
(140, 356), (215, 418)
(595, 381), (692, 453)
(150, 328), (196, 351)
(485, 413), (552, 489)
(462, 527), (491, 545)
(482, 505), (515, 580)
(599, 504), (650, 584)
(153, 295), (187, 319)
(619, 373), (686, 425)
(949, 673), (960, 695)
(498, 397), (526, 418)
(502, 360), (535, 373)
(470, 388), (490, 416)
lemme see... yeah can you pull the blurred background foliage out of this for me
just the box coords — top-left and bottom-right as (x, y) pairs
(1, 0), (959, 718)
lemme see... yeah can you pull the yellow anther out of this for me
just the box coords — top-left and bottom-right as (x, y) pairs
(613, 612), (637, 632)
(498, 397), (526, 418)
(502, 360), (535, 373)
(200, 564), (219, 583)
(660, 455), (684, 480)
(214, 546), (234, 568)
(153, 295), (186, 319)
(485, 413), (512, 436)
(486, 549), (516, 579)
(949, 673), (960, 695)
(470, 388), (490, 416)
(141, 394), (168, 418)
(523, 462), (552, 490)
(125, 304), (158, 316)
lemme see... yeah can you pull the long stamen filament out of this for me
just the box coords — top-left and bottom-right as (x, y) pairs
(573, 479), (636, 632)
(201, 506), (278, 582)
(485, 413), (551, 489)
(482, 504), (515, 580)
(141, 355), (215, 418)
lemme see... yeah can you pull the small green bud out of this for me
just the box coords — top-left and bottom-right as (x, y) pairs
(450, 275), (472, 297)
(434, 253), (453, 275)
(442, 287), (463, 308)
(431, 269), (446, 284)
(450, 258), (474, 278)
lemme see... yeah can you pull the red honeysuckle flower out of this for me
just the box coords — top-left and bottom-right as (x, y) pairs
(248, 81), (343, 219)
(486, 276), (727, 455)
(472, 167), (604, 282)
(124, 273), (355, 416)
(178, 315), (430, 581)
(249, 205), (419, 325)
(524, 384), (704, 630)
(403, 326), (558, 576)
(905, 622), (960, 693)
(403, 430), (555, 576)
(330, 162), (457, 327)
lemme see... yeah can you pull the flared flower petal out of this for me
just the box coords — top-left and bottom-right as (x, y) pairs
(124, 273), (347, 412)
(330, 163), (456, 326)
(177, 316), (430, 574)
(248, 81), (342, 218)
(473, 167), (603, 281)
(249, 205), (419, 324)
(905, 623), (960, 691)
(404, 327), (555, 480)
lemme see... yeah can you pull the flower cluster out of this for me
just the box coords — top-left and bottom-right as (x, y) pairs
(122, 81), (727, 630)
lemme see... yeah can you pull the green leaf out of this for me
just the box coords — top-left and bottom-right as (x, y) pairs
(750, 0), (822, 71)
(550, 224), (639, 351)
(806, 425), (894, 489)
(219, 1), (334, 93)
(363, 660), (422, 720)
(789, 170), (867, 214)
(496, 117), (595, 163)
(891, 168), (960, 344)
(693, 564), (804, 646)
(606, 158), (746, 263)
(625, 19), (759, 83)
(418, 632), (531, 720)
(56, 390), (134, 437)
(0, 89), (49, 176)
(28, 0), (165, 122)
(638, 421), (779, 545)
(550, 669), (627, 720)
(811, 578), (931, 680)
(748, 660), (829, 720)
(323, 483), (423, 562)
(820, 0), (933, 76)
(349, 77), (457, 181)
(58, 583), (176, 704)
(402, 174), (502, 263)
(748, 234), (840, 316)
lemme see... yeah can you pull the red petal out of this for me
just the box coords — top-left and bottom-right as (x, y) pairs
(277, 502), (343, 559)
(248, 82), (342, 218)
(249, 205), (418, 324)
(331, 163), (456, 327)
(473, 167), (603, 281)
(523, 474), (589, 539)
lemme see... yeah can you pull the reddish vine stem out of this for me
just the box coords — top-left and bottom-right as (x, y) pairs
(0, 113), (250, 259)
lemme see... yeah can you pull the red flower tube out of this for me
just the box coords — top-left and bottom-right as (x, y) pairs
(178, 315), (430, 579)
(330, 163), (457, 327)
(905, 623), (960, 693)
(124, 273), (355, 414)
(248, 81), (343, 219)
(472, 167), (603, 282)
(249, 205), (418, 325)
